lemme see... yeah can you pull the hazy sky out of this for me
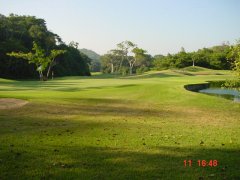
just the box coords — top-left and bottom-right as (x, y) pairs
(1, 0), (240, 55)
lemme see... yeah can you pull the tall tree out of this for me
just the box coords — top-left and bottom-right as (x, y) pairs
(46, 49), (66, 78)
(7, 41), (66, 80)
(116, 41), (136, 75)
(228, 40), (240, 77)
(100, 53), (117, 74)
(131, 47), (147, 75)
(109, 49), (124, 72)
(224, 40), (240, 89)
(116, 42), (128, 71)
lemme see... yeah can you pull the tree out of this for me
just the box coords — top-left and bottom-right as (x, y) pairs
(69, 41), (79, 49)
(228, 40), (240, 77)
(116, 42), (128, 72)
(108, 52), (115, 74)
(192, 54), (196, 67)
(116, 41), (136, 74)
(131, 47), (147, 74)
(175, 49), (192, 68)
(55, 44), (91, 77)
(180, 47), (186, 53)
(46, 49), (66, 78)
(7, 41), (66, 80)
(100, 54), (110, 73)
(100, 53), (117, 74)
(223, 40), (240, 89)
(109, 49), (124, 72)
(153, 55), (169, 70)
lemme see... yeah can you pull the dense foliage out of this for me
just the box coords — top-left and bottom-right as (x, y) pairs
(227, 40), (240, 77)
(1, 14), (238, 78)
(101, 41), (234, 75)
(153, 45), (232, 70)
(0, 14), (90, 79)
(7, 42), (66, 80)
(223, 40), (240, 89)
(54, 44), (91, 76)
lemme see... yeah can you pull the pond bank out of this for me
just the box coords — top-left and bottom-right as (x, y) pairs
(184, 81), (240, 102)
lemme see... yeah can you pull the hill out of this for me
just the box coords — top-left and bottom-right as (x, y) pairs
(79, 49), (101, 72)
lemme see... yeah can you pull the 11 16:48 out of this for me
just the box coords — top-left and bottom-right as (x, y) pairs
(184, 160), (218, 167)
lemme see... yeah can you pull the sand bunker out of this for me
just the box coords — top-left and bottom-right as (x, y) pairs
(0, 98), (28, 110)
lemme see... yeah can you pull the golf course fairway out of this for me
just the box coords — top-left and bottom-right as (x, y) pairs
(0, 69), (239, 179)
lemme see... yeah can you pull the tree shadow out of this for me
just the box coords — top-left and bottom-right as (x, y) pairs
(0, 71), (180, 93)
(0, 80), (139, 92)
(0, 98), (239, 179)
(0, 144), (239, 179)
(20, 72), (180, 80)
(0, 98), (182, 118)
(121, 73), (180, 79)
(172, 70), (195, 76)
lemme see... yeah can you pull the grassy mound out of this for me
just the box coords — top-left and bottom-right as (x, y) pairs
(182, 66), (211, 72)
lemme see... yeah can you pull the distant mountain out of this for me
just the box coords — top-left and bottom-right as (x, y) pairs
(79, 49), (101, 72)
(79, 49), (100, 61)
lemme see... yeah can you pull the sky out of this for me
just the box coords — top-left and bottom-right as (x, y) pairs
(0, 0), (240, 55)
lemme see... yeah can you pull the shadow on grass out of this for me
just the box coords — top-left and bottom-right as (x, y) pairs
(0, 71), (179, 92)
(0, 98), (177, 120)
(0, 98), (239, 179)
(0, 144), (239, 179)
(0, 80), (139, 92)
(172, 70), (195, 76)
(121, 73), (180, 79)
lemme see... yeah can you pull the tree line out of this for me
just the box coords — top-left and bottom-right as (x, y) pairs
(101, 41), (240, 75)
(0, 14), (90, 79)
(153, 44), (232, 70)
(1, 14), (239, 81)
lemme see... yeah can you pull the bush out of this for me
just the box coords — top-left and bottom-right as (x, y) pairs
(136, 66), (148, 74)
(223, 79), (240, 89)
(120, 67), (129, 76)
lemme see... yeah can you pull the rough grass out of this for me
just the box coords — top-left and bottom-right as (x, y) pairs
(0, 69), (239, 179)
(0, 98), (28, 109)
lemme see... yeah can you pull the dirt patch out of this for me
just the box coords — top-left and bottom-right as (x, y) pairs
(0, 98), (28, 110)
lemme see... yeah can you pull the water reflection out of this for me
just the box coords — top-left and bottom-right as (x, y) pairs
(199, 88), (240, 102)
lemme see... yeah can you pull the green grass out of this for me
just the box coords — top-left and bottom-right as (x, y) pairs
(0, 69), (239, 179)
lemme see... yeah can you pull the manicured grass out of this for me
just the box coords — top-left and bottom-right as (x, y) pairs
(0, 69), (239, 179)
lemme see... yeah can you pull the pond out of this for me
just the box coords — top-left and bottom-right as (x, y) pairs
(199, 88), (240, 102)
(184, 82), (240, 102)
